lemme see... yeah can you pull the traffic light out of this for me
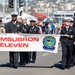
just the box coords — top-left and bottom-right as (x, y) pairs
(19, 0), (24, 7)
(8, 0), (14, 8)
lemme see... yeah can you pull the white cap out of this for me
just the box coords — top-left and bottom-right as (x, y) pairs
(11, 12), (18, 16)
(64, 17), (74, 21)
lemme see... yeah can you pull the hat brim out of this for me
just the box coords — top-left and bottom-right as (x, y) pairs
(12, 15), (17, 17)
(65, 20), (71, 22)
(30, 20), (36, 22)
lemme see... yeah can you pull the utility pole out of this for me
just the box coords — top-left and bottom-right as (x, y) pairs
(47, 8), (50, 17)
(26, 0), (28, 13)
(3, 0), (5, 18)
(14, 0), (17, 12)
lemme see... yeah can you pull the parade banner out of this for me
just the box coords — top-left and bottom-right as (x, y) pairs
(0, 34), (60, 53)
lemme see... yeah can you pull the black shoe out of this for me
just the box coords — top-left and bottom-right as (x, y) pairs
(65, 66), (70, 69)
(20, 63), (25, 66)
(13, 66), (18, 69)
(59, 65), (65, 70)
(70, 65), (73, 67)
(26, 60), (31, 64)
(32, 61), (35, 63)
(73, 63), (75, 66)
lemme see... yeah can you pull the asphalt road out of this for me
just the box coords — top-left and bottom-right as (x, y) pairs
(0, 46), (75, 75)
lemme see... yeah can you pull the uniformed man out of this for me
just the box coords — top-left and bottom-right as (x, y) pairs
(20, 18), (30, 65)
(73, 14), (75, 66)
(60, 19), (75, 70)
(5, 12), (22, 69)
(28, 19), (39, 63)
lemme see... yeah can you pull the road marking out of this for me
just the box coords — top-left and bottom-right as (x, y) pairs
(42, 53), (48, 56)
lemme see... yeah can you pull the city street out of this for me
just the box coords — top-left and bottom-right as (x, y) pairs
(0, 45), (75, 75)
(0, 0), (75, 75)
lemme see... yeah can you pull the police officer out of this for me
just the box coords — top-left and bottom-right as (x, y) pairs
(60, 19), (75, 70)
(28, 19), (39, 63)
(20, 18), (30, 65)
(5, 12), (22, 69)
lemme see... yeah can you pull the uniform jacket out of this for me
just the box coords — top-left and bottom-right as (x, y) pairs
(28, 25), (39, 34)
(60, 26), (75, 46)
(5, 21), (22, 33)
(20, 24), (29, 33)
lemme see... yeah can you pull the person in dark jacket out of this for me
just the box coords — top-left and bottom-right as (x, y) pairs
(5, 12), (22, 69)
(20, 18), (30, 65)
(73, 13), (75, 65)
(73, 13), (75, 28)
(60, 19), (75, 70)
(28, 19), (39, 63)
